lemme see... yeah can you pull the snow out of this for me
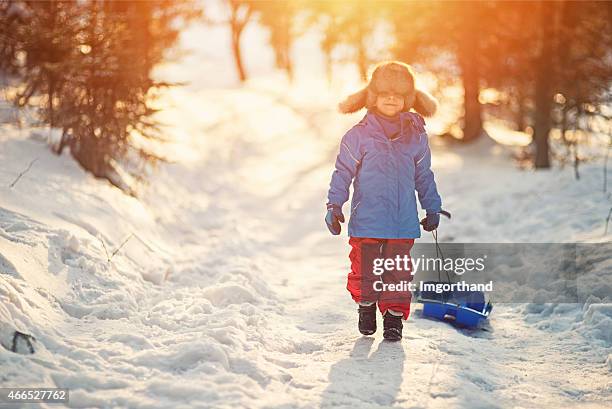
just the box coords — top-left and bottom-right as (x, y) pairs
(1, 13), (611, 409)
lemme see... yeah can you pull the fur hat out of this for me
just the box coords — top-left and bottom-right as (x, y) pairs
(338, 60), (438, 117)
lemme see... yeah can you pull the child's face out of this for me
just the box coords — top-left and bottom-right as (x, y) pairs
(375, 92), (404, 117)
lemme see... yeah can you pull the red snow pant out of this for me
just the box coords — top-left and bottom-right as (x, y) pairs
(347, 237), (415, 320)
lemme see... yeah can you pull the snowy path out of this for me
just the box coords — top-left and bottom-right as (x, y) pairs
(242, 91), (611, 408)
(0, 86), (610, 409)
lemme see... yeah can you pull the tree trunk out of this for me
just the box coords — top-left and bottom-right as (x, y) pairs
(356, 32), (367, 81)
(324, 48), (332, 86)
(229, 1), (249, 83)
(515, 87), (526, 132)
(231, 26), (246, 82)
(48, 76), (55, 127)
(278, 13), (293, 83)
(457, 35), (483, 142)
(285, 58), (293, 83)
(533, 2), (555, 168)
(274, 40), (293, 83)
(355, 3), (368, 82)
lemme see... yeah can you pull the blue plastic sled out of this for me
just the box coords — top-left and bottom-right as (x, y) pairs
(416, 281), (493, 328)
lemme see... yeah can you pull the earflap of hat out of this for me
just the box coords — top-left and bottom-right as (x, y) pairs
(365, 88), (378, 111)
(338, 86), (368, 114)
(412, 89), (438, 117)
(403, 92), (416, 113)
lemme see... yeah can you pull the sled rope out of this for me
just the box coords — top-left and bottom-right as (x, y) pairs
(431, 229), (452, 288)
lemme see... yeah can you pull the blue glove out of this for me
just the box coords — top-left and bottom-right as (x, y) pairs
(420, 212), (440, 232)
(325, 203), (345, 235)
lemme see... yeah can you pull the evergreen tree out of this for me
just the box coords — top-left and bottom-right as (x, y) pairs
(0, 0), (199, 193)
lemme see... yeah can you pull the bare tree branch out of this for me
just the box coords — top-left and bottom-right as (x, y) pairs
(98, 233), (133, 263)
(110, 233), (134, 261)
(98, 235), (110, 262)
(9, 158), (38, 188)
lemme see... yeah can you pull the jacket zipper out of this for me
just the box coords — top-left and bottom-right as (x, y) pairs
(396, 118), (404, 236)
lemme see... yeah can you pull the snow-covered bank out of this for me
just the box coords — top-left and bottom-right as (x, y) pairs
(1, 81), (611, 408)
(0, 90), (331, 407)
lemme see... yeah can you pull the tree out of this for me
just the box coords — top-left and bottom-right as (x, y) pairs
(250, 0), (299, 82)
(0, 0), (200, 192)
(532, 1), (556, 168)
(302, 1), (384, 83)
(0, 0), (81, 128)
(485, 1), (612, 169)
(387, 1), (501, 142)
(227, 0), (253, 82)
(550, 1), (612, 173)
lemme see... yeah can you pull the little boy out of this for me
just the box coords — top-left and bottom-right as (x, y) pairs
(325, 61), (443, 341)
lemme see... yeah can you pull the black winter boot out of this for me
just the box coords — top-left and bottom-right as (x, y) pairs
(358, 303), (377, 335)
(383, 312), (403, 341)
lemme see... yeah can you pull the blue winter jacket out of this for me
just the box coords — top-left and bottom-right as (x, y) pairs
(327, 110), (442, 238)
